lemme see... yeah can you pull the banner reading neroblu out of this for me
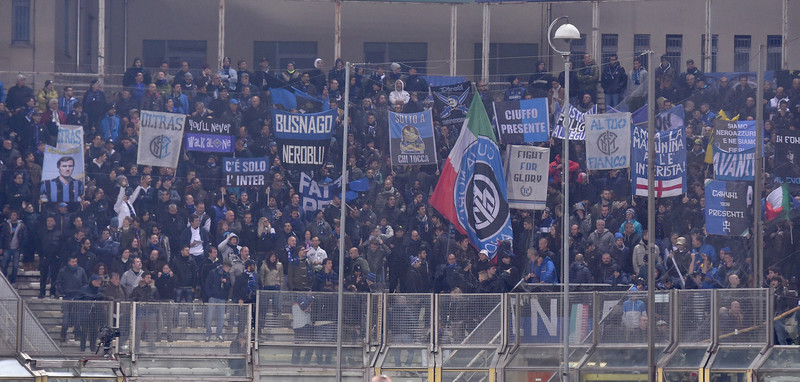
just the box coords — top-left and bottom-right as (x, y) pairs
(272, 108), (337, 171)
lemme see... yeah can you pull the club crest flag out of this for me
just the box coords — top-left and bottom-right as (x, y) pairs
(585, 113), (631, 170)
(551, 102), (596, 140)
(492, 98), (550, 143)
(138, 110), (185, 168)
(430, 88), (513, 259)
(431, 81), (472, 127)
(505, 145), (549, 210)
(705, 179), (749, 236)
(389, 110), (437, 165)
(712, 119), (757, 181)
(272, 108), (337, 171)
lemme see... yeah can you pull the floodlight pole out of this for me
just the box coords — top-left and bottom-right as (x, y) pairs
(646, 49), (656, 382)
(336, 62), (351, 382)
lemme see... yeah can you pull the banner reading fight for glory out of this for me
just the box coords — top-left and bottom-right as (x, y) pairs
(431, 81), (472, 127)
(184, 115), (233, 153)
(223, 157), (269, 187)
(389, 110), (437, 165)
(492, 98), (550, 143)
(272, 108), (337, 171)
(773, 130), (800, 184)
(552, 102), (597, 140)
(299, 172), (342, 214)
(712, 119), (757, 181)
(504, 145), (549, 210)
(585, 113), (631, 170)
(631, 125), (687, 197)
(705, 179), (749, 236)
(138, 110), (185, 167)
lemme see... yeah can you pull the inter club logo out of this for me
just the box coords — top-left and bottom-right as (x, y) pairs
(466, 161), (509, 240)
(149, 135), (172, 159)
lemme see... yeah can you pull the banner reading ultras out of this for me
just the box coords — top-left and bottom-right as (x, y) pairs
(272, 108), (337, 170)
(389, 110), (437, 165)
(138, 111), (185, 168)
(223, 157), (269, 187)
(184, 115), (234, 153)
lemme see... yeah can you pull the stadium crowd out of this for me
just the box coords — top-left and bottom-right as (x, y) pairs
(0, 52), (798, 320)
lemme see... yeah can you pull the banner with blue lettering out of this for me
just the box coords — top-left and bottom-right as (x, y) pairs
(492, 98), (550, 143)
(184, 115), (233, 153)
(585, 113), (631, 170)
(517, 297), (593, 344)
(57, 124), (84, 150)
(223, 157), (269, 187)
(138, 111), (185, 168)
(631, 124), (687, 197)
(705, 179), (749, 236)
(774, 130), (800, 184)
(272, 108), (337, 171)
(551, 102), (596, 140)
(431, 81), (472, 127)
(389, 109), (437, 165)
(299, 172), (342, 215)
(505, 145), (549, 210)
(712, 119), (757, 181)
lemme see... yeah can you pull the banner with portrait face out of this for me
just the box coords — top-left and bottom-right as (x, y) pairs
(40, 145), (85, 203)
(388, 109), (437, 165)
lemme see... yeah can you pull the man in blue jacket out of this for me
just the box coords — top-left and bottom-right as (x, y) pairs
(524, 248), (558, 284)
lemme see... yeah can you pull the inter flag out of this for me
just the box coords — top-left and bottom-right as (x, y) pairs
(430, 87), (513, 259)
(765, 184), (795, 222)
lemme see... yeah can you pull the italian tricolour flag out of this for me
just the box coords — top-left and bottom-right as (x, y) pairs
(765, 184), (791, 222)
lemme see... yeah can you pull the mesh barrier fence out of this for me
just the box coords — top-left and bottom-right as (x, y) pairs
(386, 294), (432, 346)
(0, 299), (17, 356)
(678, 289), (713, 344)
(716, 289), (770, 344)
(597, 291), (648, 344)
(132, 302), (251, 356)
(437, 293), (502, 346)
(25, 300), (112, 355)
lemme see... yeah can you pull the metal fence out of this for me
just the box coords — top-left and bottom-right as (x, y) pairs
(716, 289), (770, 344)
(0, 298), (18, 356)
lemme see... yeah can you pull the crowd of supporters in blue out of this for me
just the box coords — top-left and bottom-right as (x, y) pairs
(0, 52), (798, 319)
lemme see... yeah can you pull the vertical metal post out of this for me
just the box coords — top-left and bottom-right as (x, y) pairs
(97, 0), (105, 84)
(130, 302), (137, 361)
(782, 0), (789, 70)
(704, 0), (712, 72)
(218, 0), (225, 69)
(754, 45), (765, 288)
(450, 4), (457, 77)
(254, 292), (260, 353)
(591, 1), (599, 59)
(16, 299), (24, 354)
(336, 63), (351, 382)
(77, 0), (82, 70)
(562, 55), (571, 382)
(481, 3), (490, 83)
(335, 1), (342, 60)
(646, 49), (656, 382)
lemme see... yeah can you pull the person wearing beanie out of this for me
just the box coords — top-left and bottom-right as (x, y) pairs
(619, 207), (643, 236)
(505, 75), (525, 101)
(75, 274), (107, 352)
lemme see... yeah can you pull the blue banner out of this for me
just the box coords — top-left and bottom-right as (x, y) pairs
(223, 157), (269, 187)
(712, 119), (758, 181)
(631, 124), (687, 197)
(551, 102), (596, 140)
(299, 172), (342, 215)
(389, 110), (437, 165)
(705, 179), (749, 236)
(184, 116), (233, 153)
(493, 98), (550, 144)
(272, 108), (338, 171)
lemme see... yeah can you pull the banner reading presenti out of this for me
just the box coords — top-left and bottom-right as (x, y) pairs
(585, 113), (631, 170)
(492, 98), (550, 144)
(223, 157), (269, 187)
(138, 110), (185, 167)
(272, 108), (337, 171)
(505, 145), (549, 210)
(705, 179), (749, 236)
(389, 110), (437, 165)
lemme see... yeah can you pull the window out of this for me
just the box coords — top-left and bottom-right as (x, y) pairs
(12, 0), (31, 43)
(733, 35), (751, 72)
(665, 35), (683, 71)
(567, 34), (588, 69)
(601, 34), (618, 65)
(633, 34), (650, 69)
(253, 41), (318, 72)
(364, 42), (428, 74)
(767, 35), (782, 71)
(473, 43), (539, 83)
(701, 34), (718, 73)
(142, 40), (207, 70)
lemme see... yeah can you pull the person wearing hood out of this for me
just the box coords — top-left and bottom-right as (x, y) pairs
(524, 248), (557, 284)
(74, 274), (106, 351)
(123, 58), (151, 88)
(610, 232), (633, 275)
(280, 61), (301, 87)
(528, 61), (554, 98)
(633, 229), (661, 278)
(570, 202), (594, 239)
(218, 232), (242, 262)
(618, 208), (643, 236)
(505, 75), (525, 101)
(548, 154), (580, 184)
(306, 58), (327, 95)
(389, 79), (410, 106)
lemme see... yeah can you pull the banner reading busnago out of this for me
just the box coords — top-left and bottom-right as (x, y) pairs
(389, 109), (437, 165)
(272, 108), (337, 171)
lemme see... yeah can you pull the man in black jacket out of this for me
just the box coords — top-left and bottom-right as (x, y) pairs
(75, 275), (106, 352)
(0, 210), (28, 285)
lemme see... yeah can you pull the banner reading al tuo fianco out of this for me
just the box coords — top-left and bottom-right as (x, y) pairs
(585, 112), (631, 170)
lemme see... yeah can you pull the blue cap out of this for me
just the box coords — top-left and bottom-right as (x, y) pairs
(58, 202), (68, 208)
(721, 247), (732, 254)
(615, 233), (624, 240)
(230, 99), (239, 105)
(366, 273), (376, 282)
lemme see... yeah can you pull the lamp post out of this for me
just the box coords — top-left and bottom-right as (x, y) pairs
(547, 16), (580, 382)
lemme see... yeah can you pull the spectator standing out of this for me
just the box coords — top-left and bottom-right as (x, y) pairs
(601, 54), (627, 109)
(203, 260), (232, 341)
(0, 210), (28, 285)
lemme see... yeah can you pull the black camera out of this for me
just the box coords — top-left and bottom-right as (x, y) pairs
(97, 326), (121, 357)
